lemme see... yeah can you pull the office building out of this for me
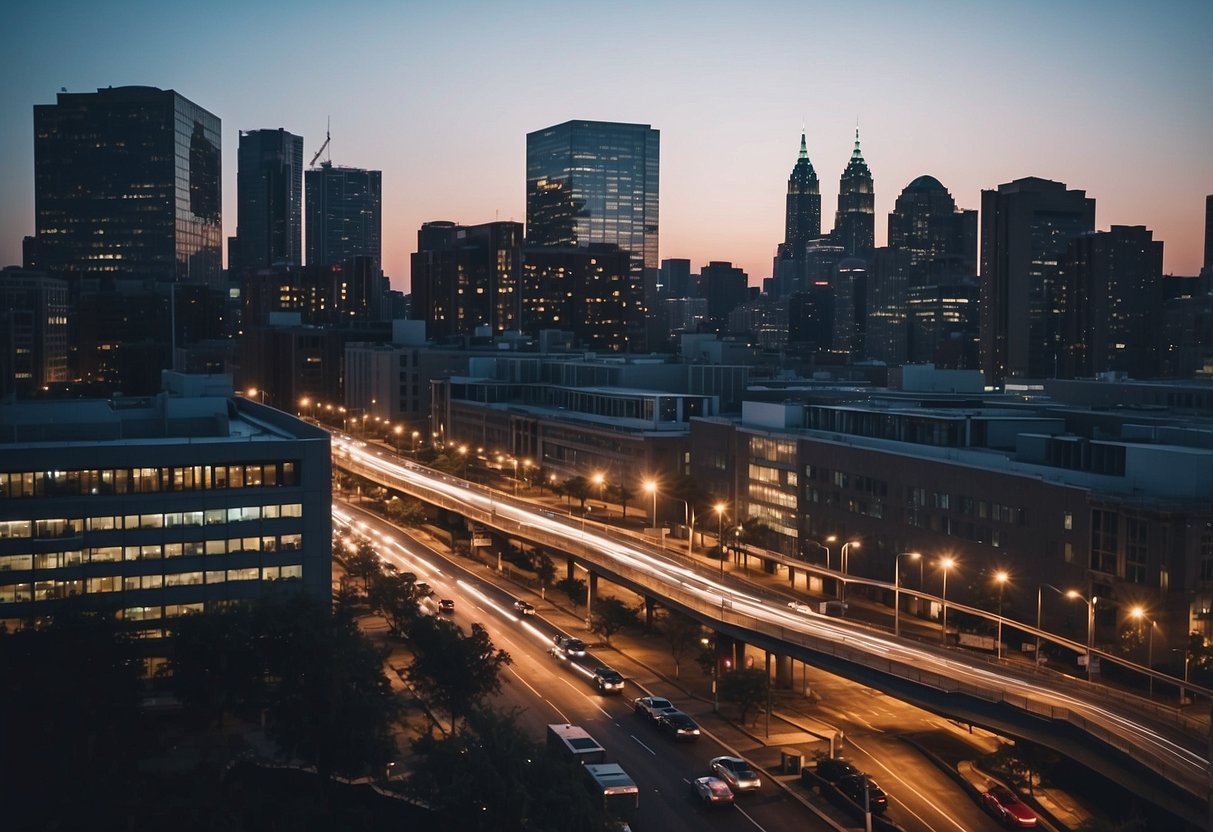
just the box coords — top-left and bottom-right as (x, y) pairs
(410, 221), (524, 342)
(864, 248), (913, 366)
(519, 245), (634, 352)
(231, 128), (304, 276)
(1063, 226), (1164, 379)
(833, 128), (874, 257)
(659, 258), (692, 299)
(979, 177), (1096, 385)
(32, 86), (222, 288)
(832, 258), (868, 357)
(0, 268), (69, 399)
(887, 175), (977, 284)
(699, 261), (749, 333)
(0, 373), (331, 634)
(305, 163), (382, 271)
(906, 280), (981, 368)
(526, 120), (658, 347)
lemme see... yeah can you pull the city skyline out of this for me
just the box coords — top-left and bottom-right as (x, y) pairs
(4, 1), (1211, 291)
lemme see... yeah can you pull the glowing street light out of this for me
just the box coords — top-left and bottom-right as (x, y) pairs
(839, 540), (861, 602)
(642, 479), (660, 549)
(714, 502), (727, 577)
(1066, 589), (1098, 682)
(894, 552), (921, 638)
(1129, 605), (1156, 696)
(411, 430), (420, 454)
(939, 557), (956, 644)
(993, 570), (1009, 660)
(393, 424), (403, 454)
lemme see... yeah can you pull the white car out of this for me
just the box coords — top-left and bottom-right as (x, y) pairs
(693, 776), (734, 806)
(710, 756), (761, 793)
(787, 601), (812, 614)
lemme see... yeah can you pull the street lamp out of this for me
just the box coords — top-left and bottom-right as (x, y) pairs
(411, 430), (420, 454)
(510, 457), (519, 496)
(993, 570), (1009, 660)
(299, 396), (311, 419)
(714, 502), (727, 577)
(673, 496), (694, 557)
(643, 479), (658, 530)
(1129, 605), (1156, 696)
(839, 540), (861, 602)
(245, 387), (265, 405)
(939, 557), (956, 644)
(1037, 583), (1064, 662)
(894, 552), (921, 638)
(591, 472), (605, 511)
(393, 425), (403, 454)
(1066, 589), (1097, 682)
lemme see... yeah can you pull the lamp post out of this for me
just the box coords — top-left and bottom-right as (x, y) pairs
(1066, 589), (1097, 682)
(839, 540), (861, 602)
(393, 425), (403, 454)
(939, 557), (955, 645)
(643, 480), (659, 546)
(592, 472), (605, 512)
(714, 502), (727, 577)
(411, 430), (420, 454)
(510, 457), (519, 496)
(1129, 606), (1155, 696)
(1037, 583), (1064, 662)
(993, 570), (1009, 660)
(894, 552), (920, 638)
(674, 497), (694, 557)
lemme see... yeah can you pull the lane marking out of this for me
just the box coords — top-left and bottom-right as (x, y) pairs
(631, 735), (657, 756)
(849, 736), (970, 832)
(735, 804), (769, 830)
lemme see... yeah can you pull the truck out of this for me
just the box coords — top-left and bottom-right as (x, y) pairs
(583, 762), (639, 829)
(547, 723), (606, 764)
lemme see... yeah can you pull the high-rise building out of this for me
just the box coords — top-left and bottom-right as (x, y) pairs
(525, 120), (657, 347)
(1063, 226), (1164, 379)
(887, 175), (977, 284)
(699, 261), (749, 333)
(659, 258), (692, 299)
(305, 163), (382, 271)
(1205, 194), (1212, 273)
(32, 86), (222, 288)
(520, 245), (634, 352)
(0, 268), (69, 399)
(772, 131), (823, 298)
(833, 128), (874, 257)
(832, 258), (868, 357)
(979, 177), (1095, 384)
(410, 221), (524, 342)
(864, 248), (912, 366)
(231, 128), (304, 276)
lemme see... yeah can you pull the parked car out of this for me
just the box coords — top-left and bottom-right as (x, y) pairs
(710, 756), (761, 793)
(837, 775), (888, 814)
(415, 582), (433, 597)
(982, 785), (1038, 827)
(438, 598), (455, 614)
(513, 600), (536, 616)
(692, 776), (734, 806)
(657, 710), (701, 741)
(552, 634), (586, 657)
(633, 695), (675, 722)
(592, 667), (625, 694)
(815, 757), (861, 783)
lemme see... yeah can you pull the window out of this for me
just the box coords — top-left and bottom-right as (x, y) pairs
(1063, 512), (1073, 531)
(1200, 536), (1213, 583)
(1125, 518), (1148, 584)
(1090, 509), (1118, 575)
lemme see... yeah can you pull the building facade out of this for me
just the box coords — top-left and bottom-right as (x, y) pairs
(231, 128), (304, 276)
(305, 163), (382, 271)
(32, 86), (222, 288)
(0, 374), (331, 636)
(0, 268), (69, 399)
(980, 177), (1096, 385)
(887, 175), (977, 285)
(833, 129), (874, 257)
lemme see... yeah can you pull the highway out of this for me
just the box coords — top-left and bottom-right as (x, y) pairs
(332, 436), (1210, 825)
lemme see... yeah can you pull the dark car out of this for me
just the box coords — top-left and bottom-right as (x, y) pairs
(513, 600), (536, 616)
(592, 667), (625, 694)
(438, 598), (455, 614)
(837, 775), (888, 814)
(415, 582), (433, 597)
(657, 710), (701, 741)
(552, 635), (586, 657)
(815, 757), (861, 783)
(982, 785), (1037, 827)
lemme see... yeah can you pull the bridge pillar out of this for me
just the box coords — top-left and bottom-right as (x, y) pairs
(716, 634), (735, 672)
(566, 557), (576, 581)
(736, 640), (749, 670)
(644, 596), (656, 628)
(588, 571), (599, 605)
(774, 653), (793, 689)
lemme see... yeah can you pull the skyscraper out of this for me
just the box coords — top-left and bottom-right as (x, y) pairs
(833, 128), (874, 257)
(980, 177), (1095, 384)
(526, 120), (658, 347)
(1205, 194), (1212, 273)
(887, 175), (977, 284)
(305, 162), (382, 271)
(33, 86), (222, 287)
(231, 128), (304, 276)
(772, 131), (822, 298)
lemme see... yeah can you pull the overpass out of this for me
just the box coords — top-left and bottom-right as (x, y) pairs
(334, 438), (1212, 827)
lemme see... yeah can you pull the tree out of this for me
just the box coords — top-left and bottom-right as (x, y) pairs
(555, 576), (586, 606)
(344, 540), (382, 592)
(535, 553), (557, 600)
(982, 739), (1059, 796)
(384, 494), (426, 526)
(407, 617), (512, 732)
(718, 667), (769, 725)
(368, 569), (421, 637)
(590, 596), (639, 645)
(659, 610), (702, 680)
(563, 475), (591, 510)
(608, 482), (634, 519)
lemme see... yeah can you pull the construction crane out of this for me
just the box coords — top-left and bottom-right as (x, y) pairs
(309, 121), (331, 167)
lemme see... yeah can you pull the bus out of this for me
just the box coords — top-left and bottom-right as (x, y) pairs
(583, 763), (639, 829)
(546, 723), (606, 764)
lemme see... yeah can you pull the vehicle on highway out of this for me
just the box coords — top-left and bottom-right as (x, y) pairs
(415, 581), (433, 597)
(547, 723), (606, 764)
(982, 785), (1038, 827)
(692, 776), (734, 806)
(633, 695), (675, 722)
(815, 757), (861, 783)
(709, 756), (761, 793)
(438, 598), (455, 614)
(837, 774), (888, 814)
(583, 763), (639, 829)
(513, 599), (536, 616)
(657, 710), (701, 741)
(592, 667), (625, 694)
(787, 601), (813, 614)
(552, 634), (586, 657)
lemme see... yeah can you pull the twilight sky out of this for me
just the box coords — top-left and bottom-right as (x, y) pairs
(3, 0), (1211, 291)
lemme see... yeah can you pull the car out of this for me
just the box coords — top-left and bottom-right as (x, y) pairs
(633, 695), (674, 722)
(513, 600), (536, 616)
(837, 775), (888, 814)
(553, 634), (586, 657)
(709, 756), (761, 793)
(692, 776), (734, 806)
(815, 757), (861, 783)
(982, 785), (1038, 827)
(787, 601), (813, 614)
(438, 598), (455, 614)
(415, 581), (433, 597)
(592, 667), (625, 694)
(657, 710), (701, 741)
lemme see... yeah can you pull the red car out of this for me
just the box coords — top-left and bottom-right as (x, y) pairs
(982, 786), (1037, 827)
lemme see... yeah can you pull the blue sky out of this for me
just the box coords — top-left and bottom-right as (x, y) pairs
(4, 0), (1211, 289)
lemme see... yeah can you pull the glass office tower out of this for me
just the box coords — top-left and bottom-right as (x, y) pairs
(33, 86), (222, 288)
(232, 128), (304, 275)
(305, 163), (382, 271)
